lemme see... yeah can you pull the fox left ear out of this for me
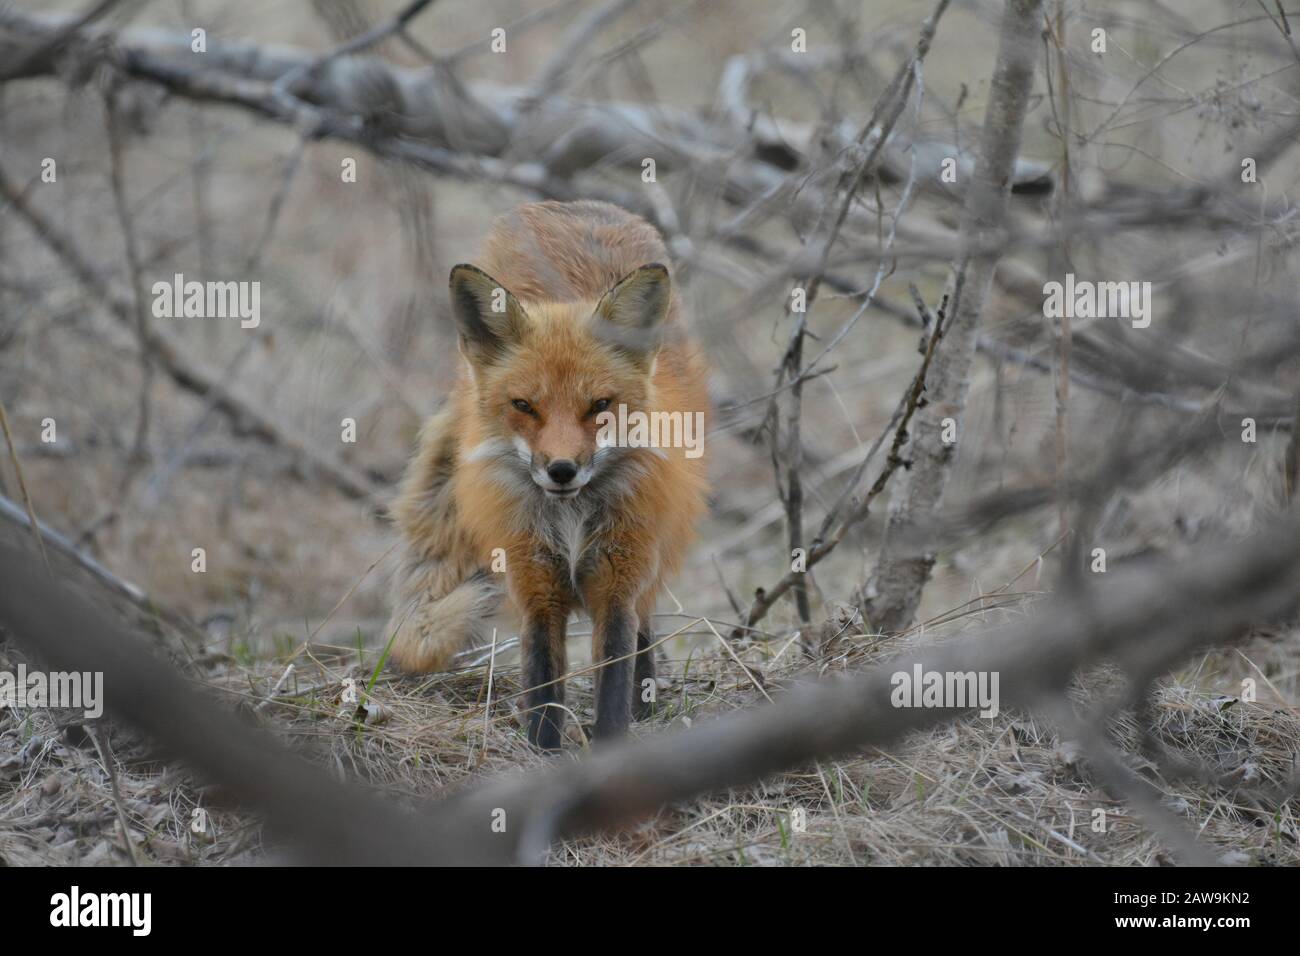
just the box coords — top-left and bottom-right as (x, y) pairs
(448, 263), (529, 367)
(591, 264), (670, 370)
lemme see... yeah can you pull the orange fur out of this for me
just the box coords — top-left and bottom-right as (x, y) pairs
(385, 201), (709, 746)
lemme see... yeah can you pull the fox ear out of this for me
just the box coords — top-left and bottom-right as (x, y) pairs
(591, 264), (670, 370)
(448, 264), (528, 365)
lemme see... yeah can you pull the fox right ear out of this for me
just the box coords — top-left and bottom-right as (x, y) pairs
(591, 264), (671, 371)
(448, 264), (528, 364)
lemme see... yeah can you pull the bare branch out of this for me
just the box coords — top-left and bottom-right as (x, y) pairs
(864, 0), (1046, 634)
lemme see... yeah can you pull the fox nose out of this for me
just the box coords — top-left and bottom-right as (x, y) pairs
(547, 459), (578, 485)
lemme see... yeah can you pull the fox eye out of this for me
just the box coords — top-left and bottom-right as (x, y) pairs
(590, 398), (612, 415)
(511, 399), (535, 415)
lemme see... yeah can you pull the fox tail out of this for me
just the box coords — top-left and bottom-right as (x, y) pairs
(385, 564), (502, 672)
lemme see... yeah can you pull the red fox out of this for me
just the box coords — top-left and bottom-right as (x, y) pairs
(385, 201), (709, 750)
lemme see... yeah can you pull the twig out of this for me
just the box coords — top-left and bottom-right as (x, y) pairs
(253, 664), (296, 714)
(89, 725), (140, 866)
(515, 0), (640, 112)
(0, 402), (50, 574)
(105, 86), (156, 470)
(739, 288), (954, 633)
(270, 0), (441, 108)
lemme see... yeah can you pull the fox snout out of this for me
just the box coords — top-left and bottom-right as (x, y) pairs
(547, 459), (578, 484)
(534, 453), (591, 497)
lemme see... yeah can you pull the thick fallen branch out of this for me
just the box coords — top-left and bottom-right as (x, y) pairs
(3, 488), (1297, 864)
(0, 492), (202, 654)
(0, 10), (1051, 233)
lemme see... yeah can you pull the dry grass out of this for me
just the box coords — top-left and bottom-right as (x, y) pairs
(4, 596), (1298, 866)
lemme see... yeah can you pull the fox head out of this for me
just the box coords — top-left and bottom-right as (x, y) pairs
(448, 262), (670, 499)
